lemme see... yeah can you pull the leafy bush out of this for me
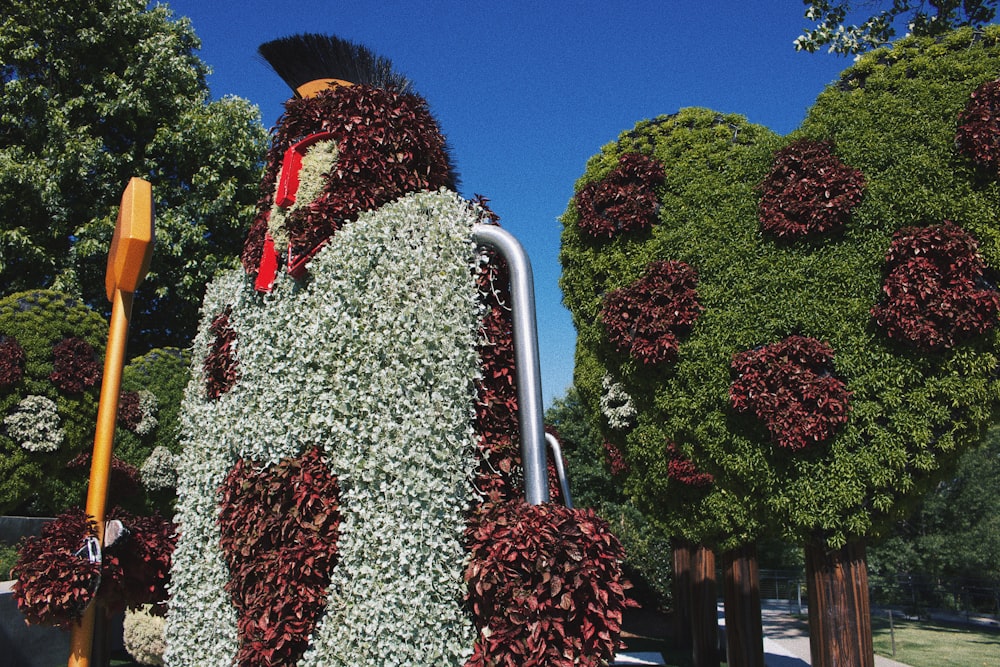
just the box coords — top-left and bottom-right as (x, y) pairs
(955, 78), (1000, 176)
(574, 152), (665, 239)
(0, 289), (107, 515)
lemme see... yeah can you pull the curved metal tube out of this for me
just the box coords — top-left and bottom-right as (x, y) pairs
(472, 224), (549, 505)
(545, 432), (573, 509)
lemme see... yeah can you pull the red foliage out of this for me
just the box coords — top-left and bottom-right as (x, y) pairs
(871, 221), (999, 350)
(575, 153), (665, 239)
(601, 441), (629, 476)
(730, 335), (852, 451)
(602, 260), (702, 365)
(49, 336), (100, 393)
(464, 501), (636, 667)
(12, 508), (176, 627)
(758, 139), (866, 239)
(68, 452), (142, 500)
(665, 442), (713, 487)
(204, 306), (239, 399)
(0, 336), (26, 389)
(117, 390), (143, 431)
(216, 446), (342, 667)
(241, 84), (455, 273)
(956, 78), (1000, 176)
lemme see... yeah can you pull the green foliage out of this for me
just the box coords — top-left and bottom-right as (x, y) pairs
(0, 0), (268, 351)
(559, 29), (1000, 550)
(795, 0), (998, 54)
(0, 289), (107, 515)
(0, 543), (17, 580)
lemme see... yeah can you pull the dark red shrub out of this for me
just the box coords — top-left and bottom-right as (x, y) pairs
(204, 306), (239, 399)
(665, 442), (714, 487)
(956, 79), (1000, 176)
(241, 84), (455, 272)
(464, 501), (636, 667)
(575, 153), (665, 240)
(730, 335), (851, 451)
(758, 139), (866, 239)
(602, 441), (629, 476)
(49, 336), (101, 393)
(602, 260), (702, 365)
(12, 508), (175, 626)
(0, 336), (26, 389)
(68, 452), (142, 501)
(872, 221), (999, 351)
(217, 446), (341, 667)
(117, 390), (142, 431)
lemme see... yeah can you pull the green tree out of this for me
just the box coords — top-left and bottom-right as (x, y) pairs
(0, 0), (268, 352)
(796, 0), (998, 54)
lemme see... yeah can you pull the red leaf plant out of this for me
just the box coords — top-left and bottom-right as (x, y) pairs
(464, 501), (637, 667)
(602, 260), (702, 365)
(241, 83), (455, 273)
(0, 335), (26, 389)
(12, 507), (175, 627)
(117, 390), (143, 431)
(67, 452), (142, 500)
(872, 221), (1000, 351)
(216, 446), (341, 667)
(758, 139), (866, 240)
(49, 336), (101, 393)
(730, 335), (852, 451)
(602, 441), (629, 477)
(665, 441), (713, 487)
(956, 78), (1000, 176)
(204, 305), (239, 399)
(575, 153), (665, 240)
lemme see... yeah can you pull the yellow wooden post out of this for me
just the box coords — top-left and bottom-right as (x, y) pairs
(68, 177), (154, 667)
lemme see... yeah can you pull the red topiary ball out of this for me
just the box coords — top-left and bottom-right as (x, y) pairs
(956, 78), (1000, 176)
(49, 336), (101, 393)
(602, 260), (702, 365)
(758, 139), (866, 239)
(575, 153), (665, 240)
(730, 335), (851, 451)
(871, 221), (999, 351)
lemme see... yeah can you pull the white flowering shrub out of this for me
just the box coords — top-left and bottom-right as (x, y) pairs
(133, 390), (159, 436)
(140, 446), (176, 491)
(4, 395), (64, 452)
(165, 189), (481, 666)
(600, 374), (637, 431)
(123, 605), (166, 666)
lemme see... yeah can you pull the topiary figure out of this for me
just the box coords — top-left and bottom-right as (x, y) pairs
(165, 34), (631, 667)
(561, 27), (1000, 667)
(0, 289), (108, 515)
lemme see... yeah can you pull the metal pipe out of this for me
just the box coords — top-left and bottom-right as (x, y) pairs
(472, 224), (549, 505)
(545, 432), (573, 508)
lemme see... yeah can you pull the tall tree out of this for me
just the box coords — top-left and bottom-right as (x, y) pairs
(796, 0), (998, 54)
(0, 0), (268, 351)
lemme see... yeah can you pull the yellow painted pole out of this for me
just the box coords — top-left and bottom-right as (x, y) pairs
(68, 178), (154, 667)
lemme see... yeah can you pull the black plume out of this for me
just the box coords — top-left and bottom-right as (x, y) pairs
(258, 33), (411, 93)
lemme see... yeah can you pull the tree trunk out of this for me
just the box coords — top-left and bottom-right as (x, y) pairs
(691, 543), (720, 667)
(671, 538), (694, 650)
(722, 542), (765, 667)
(804, 538), (875, 667)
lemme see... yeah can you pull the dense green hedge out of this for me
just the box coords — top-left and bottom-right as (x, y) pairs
(560, 27), (1000, 550)
(0, 290), (107, 515)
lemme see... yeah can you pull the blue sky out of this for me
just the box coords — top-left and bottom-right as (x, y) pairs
(157, 0), (852, 406)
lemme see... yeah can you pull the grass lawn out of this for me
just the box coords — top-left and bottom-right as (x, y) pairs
(872, 614), (1000, 667)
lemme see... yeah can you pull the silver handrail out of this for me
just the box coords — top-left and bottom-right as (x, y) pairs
(472, 224), (549, 505)
(545, 432), (573, 508)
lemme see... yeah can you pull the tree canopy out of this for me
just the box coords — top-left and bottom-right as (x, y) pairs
(0, 0), (268, 351)
(796, 0), (998, 54)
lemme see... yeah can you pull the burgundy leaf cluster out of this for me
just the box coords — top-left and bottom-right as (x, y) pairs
(665, 441), (713, 487)
(216, 446), (342, 667)
(13, 508), (175, 627)
(242, 83), (455, 272)
(117, 390), (143, 431)
(601, 441), (629, 477)
(464, 502), (636, 667)
(956, 79), (1000, 176)
(575, 153), (665, 240)
(49, 336), (100, 393)
(204, 306), (239, 400)
(67, 452), (141, 500)
(0, 336), (26, 389)
(758, 139), (866, 239)
(602, 260), (702, 365)
(871, 221), (999, 350)
(730, 335), (851, 451)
